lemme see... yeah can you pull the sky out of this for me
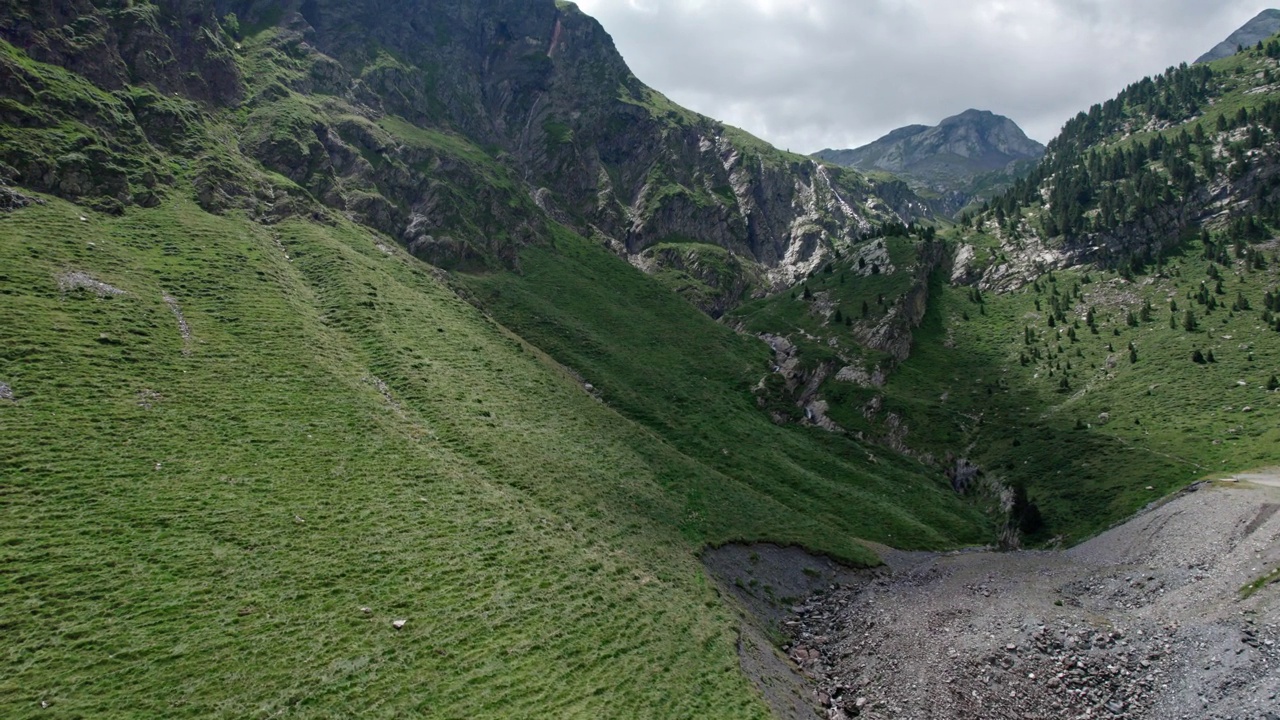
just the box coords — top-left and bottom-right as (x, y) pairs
(571, 0), (1277, 153)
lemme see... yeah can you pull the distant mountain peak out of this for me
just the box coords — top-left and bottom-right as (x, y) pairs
(813, 111), (1045, 214)
(1196, 9), (1280, 64)
(944, 108), (996, 122)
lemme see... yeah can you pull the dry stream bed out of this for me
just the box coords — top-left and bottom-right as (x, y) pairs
(705, 477), (1280, 720)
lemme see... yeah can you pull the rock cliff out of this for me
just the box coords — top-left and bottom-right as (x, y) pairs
(1, 0), (920, 288)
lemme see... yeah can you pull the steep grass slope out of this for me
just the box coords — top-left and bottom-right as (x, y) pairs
(459, 228), (990, 556)
(0, 202), (987, 717)
(2, 199), (767, 718)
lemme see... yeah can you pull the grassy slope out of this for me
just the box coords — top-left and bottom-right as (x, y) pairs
(0, 16), (991, 718)
(918, 244), (1280, 540)
(0, 198), (777, 718)
(458, 228), (991, 557)
(730, 230), (1280, 543)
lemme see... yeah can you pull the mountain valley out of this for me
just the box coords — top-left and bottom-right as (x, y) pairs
(2, 2), (1279, 718)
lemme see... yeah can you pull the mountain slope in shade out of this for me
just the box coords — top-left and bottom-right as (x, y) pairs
(1196, 9), (1280, 64)
(813, 110), (1045, 213)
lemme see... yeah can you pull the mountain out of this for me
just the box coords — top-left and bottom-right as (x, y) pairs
(1195, 8), (1280, 64)
(813, 109), (1045, 213)
(0, 1), (982, 717)
(0, 0), (929, 315)
(730, 42), (1280, 554)
(3, 1), (1279, 717)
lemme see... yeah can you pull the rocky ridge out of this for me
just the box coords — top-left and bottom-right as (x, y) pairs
(0, 0), (922, 293)
(1197, 10), (1280, 64)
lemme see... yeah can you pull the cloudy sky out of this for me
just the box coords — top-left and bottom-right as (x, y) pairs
(572, 0), (1275, 153)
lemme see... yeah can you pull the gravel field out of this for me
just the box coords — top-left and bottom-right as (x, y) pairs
(707, 478), (1280, 720)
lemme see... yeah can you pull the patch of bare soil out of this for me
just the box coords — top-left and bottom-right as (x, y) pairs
(710, 483), (1280, 720)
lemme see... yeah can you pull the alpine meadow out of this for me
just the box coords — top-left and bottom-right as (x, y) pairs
(2, 2), (1279, 719)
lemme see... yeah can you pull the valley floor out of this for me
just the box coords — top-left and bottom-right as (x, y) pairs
(714, 478), (1280, 720)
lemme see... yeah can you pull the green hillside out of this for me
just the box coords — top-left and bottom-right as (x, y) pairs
(0, 3), (980, 715)
(730, 43), (1280, 545)
(4, 0), (1279, 716)
(0, 199), (756, 717)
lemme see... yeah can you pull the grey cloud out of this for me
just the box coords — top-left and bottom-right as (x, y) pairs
(574, 0), (1275, 152)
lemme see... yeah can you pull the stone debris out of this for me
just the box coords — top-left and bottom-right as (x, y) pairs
(57, 271), (125, 297)
(163, 294), (192, 354)
(392, 619), (406, 630)
(0, 382), (13, 402)
(778, 484), (1280, 720)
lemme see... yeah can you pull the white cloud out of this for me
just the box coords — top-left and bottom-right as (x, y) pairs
(573, 0), (1276, 152)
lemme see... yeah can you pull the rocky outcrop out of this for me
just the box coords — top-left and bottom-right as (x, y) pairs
(632, 243), (763, 318)
(2, 0), (919, 282)
(854, 239), (948, 361)
(963, 142), (1280, 293)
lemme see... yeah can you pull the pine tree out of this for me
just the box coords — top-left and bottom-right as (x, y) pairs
(1183, 309), (1197, 331)
(1268, 375), (1279, 391)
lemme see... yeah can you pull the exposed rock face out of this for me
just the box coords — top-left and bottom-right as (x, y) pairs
(853, 238), (948, 361)
(814, 110), (1045, 210)
(2, 0), (917, 286)
(2, 0), (244, 106)
(1196, 9), (1280, 64)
